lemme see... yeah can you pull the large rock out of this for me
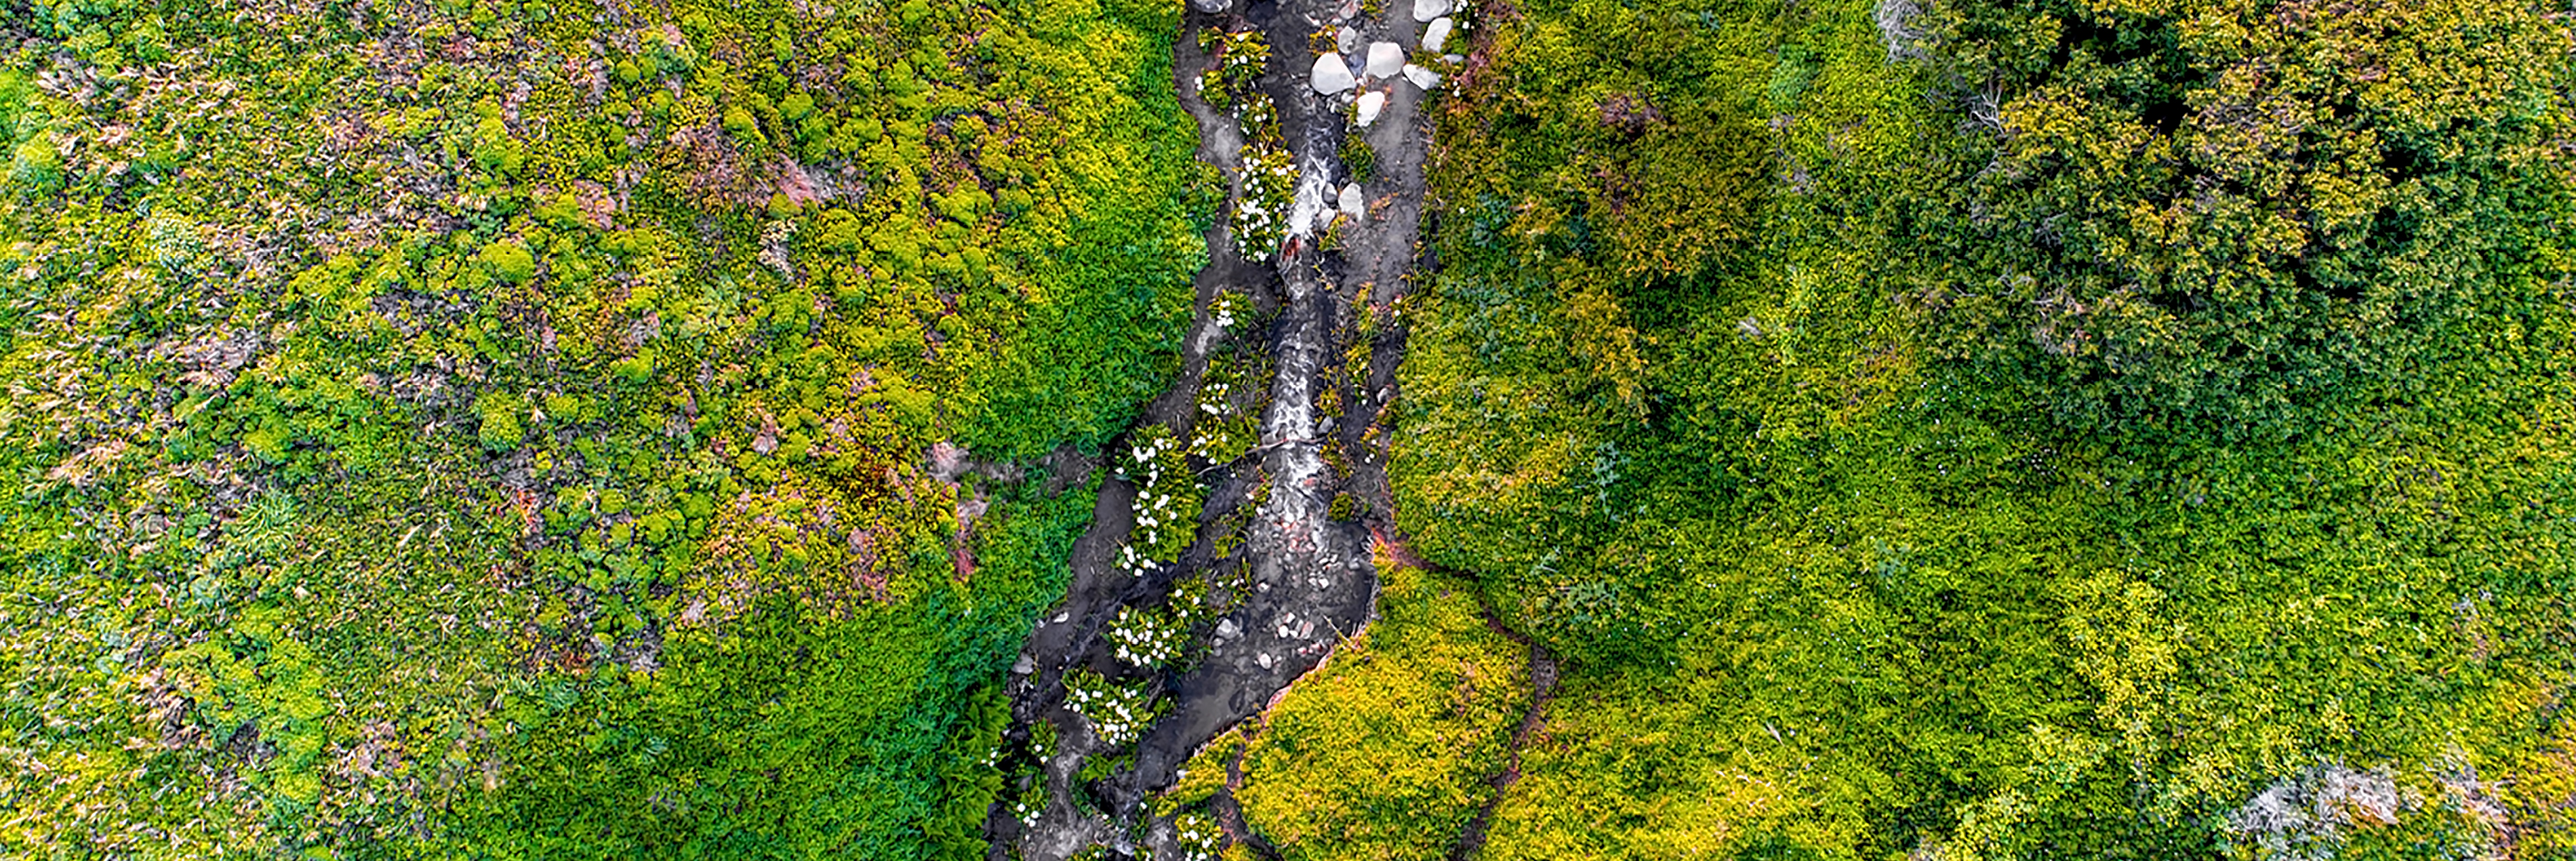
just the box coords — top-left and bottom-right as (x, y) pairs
(1339, 184), (1365, 220)
(1355, 90), (1386, 127)
(1422, 16), (1454, 52)
(1310, 54), (1356, 94)
(1365, 42), (1405, 79)
(1413, 0), (1450, 22)
(1402, 64), (1441, 91)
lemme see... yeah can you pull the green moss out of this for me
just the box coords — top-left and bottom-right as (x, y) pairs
(476, 391), (525, 451)
(723, 104), (765, 149)
(0, 0), (1203, 855)
(477, 238), (534, 283)
(470, 115), (523, 176)
(9, 129), (59, 191)
(1233, 559), (1530, 860)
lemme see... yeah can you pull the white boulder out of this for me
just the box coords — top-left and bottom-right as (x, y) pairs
(1423, 16), (1454, 52)
(1339, 184), (1365, 218)
(1310, 53), (1356, 94)
(1337, 25), (1361, 54)
(1413, 0), (1450, 22)
(1355, 89), (1386, 127)
(1365, 42), (1405, 79)
(1402, 63), (1441, 90)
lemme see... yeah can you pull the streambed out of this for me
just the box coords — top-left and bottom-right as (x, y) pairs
(983, 0), (1444, 855)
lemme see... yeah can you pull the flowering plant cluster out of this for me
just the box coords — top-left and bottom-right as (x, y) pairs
(1064, 668), (1159, 748)
(1114, 425), (1203, 576)
(1106, 604), (1192, 668)
(1194, 31), (1291, 261)
(1196, 29), (1270, 117)
(1010, 788), (1045, 828)
(1234, 145), (1296, 262)
(1170, 810), (1224, 859)
(1190, 363), (1258, 465)
(1210, 290), (1249, 333)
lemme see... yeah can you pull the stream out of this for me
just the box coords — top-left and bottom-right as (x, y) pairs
(982, 0), (1439, 855)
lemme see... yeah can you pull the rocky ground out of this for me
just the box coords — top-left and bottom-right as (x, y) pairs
(982, 0), (1455, 856)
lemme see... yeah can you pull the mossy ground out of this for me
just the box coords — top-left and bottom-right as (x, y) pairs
(0, 0), (1204, 855)
(1154, 548), (1531, 860)
(1231, 552), (1531, 860)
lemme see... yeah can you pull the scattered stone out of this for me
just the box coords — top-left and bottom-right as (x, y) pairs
(1337, 26), (1361, 54)
(1012, 654), (1034, 675)
(1355, 90), (1386, 127)
(1402, 63), (1441, 90)
(1340, 184), (1365, 219)
(1190, 0), (1228, 12)
(1311, 53), (1356, 94)
(1215, 618), (1240, 639)
(1444, 54), (1465, 64)
(1365, 42), (1405, 79)
(1052, 612), (1070, 623)
(1413, 0), (1450, 22)
(1256, 652), (1274, 669)
(1423, 16), (1454, 52)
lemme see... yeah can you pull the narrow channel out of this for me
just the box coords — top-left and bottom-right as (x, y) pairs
(983, 0), (1444, 854)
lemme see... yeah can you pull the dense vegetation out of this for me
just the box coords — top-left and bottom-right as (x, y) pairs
(1219, 553), (1531, 861)
(1392, 0), (2576, 856)
(0, 0), (1205, 854)
(5, 0), (2571, 853)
